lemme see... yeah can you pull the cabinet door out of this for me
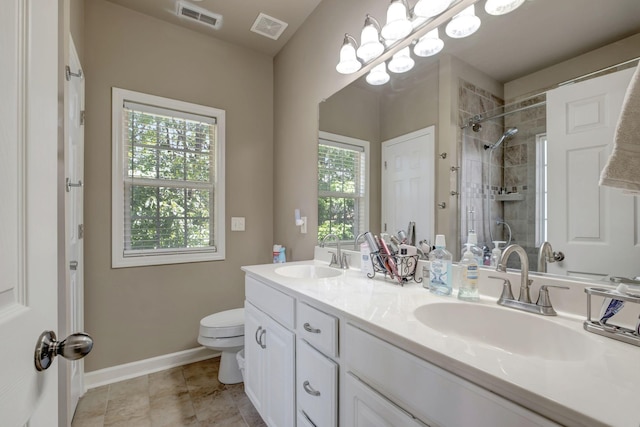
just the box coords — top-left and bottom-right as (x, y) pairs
(244, 302), (265, 416)
(344, 373), (427, 427)
(263, 313), (296, 427)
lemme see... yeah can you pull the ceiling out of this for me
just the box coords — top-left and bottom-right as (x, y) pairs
(105, 0), (640, 81)
(104, 0), (322, 56)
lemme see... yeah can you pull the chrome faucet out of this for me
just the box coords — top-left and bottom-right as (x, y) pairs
(321, 233), (349, 269)
(537, 241), (565, 273)
(492, 244), (569, 316)
(497, 244), (532, 303)
(354, 232), (367, 250)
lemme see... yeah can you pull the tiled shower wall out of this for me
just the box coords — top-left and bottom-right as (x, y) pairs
(504, 95), (547, 267)
(459, 80), (547, 268)
(458, 79), (505, 261)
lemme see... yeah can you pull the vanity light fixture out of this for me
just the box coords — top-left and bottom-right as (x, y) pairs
(445, 4), (481, 38)
(484, 0), (525, 15)
(414, 0), (453, 19)
(388, 46), (415, 73)
(414, 28), (444, 57)
(336, 34), (362, 74)
(381, 0), (413, 42)
(366, 62), (391, 85)
(357, 15), (385, 62)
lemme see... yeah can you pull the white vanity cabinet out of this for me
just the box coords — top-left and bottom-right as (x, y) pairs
(345, 324), (560, 427)
(244, 277), (296, 427)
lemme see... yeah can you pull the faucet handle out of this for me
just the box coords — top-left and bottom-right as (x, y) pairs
(489, 276), (514, 301)
(328, 251), (339, 268)
(340, 253), (350, 270)
(536, 284), (569, 308)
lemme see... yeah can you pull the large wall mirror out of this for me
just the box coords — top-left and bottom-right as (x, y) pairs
(318, 0), (640, 280)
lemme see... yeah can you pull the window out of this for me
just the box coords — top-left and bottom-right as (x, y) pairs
(535, 133), (547, 246)
(112, 88), (225, 267)
(317, 132), (369, 244)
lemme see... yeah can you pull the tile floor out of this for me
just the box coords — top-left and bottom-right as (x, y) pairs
(71, 357), (266, 427)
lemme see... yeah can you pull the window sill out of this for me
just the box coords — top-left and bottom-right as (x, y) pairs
(112, 250), (225, 268)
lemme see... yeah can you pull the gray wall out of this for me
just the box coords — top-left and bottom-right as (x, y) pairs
(83, 0), (274, 371)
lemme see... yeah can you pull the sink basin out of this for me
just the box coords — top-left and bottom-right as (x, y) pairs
(414, 302), (594, 361)
(275, 265), (342, 279)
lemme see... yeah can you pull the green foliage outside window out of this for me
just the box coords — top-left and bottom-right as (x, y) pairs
(126, 110), (215, 251)
(318, 144), (362, 242)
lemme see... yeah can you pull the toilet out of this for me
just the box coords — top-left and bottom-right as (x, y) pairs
(198, 308), (245, 384)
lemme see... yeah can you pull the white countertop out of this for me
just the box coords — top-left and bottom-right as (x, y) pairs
(242, 259), (640, 427)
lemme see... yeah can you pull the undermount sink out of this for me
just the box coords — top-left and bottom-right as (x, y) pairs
(275, 264), (342, 279)
(414, 302), (595, 361)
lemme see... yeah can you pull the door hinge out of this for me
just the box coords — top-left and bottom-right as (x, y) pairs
(384, 161), (387, 170)
(80, 110), (85, 126)
(384, 223), (387, 232)
(78, 224), (84, 239)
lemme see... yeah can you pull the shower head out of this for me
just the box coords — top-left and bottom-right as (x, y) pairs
(484, 127), (518, 150)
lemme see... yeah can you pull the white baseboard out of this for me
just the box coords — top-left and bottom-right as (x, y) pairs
(84, 346), (220, 390)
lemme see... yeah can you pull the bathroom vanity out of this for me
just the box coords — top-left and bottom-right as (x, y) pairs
(242, 259), (640, 427)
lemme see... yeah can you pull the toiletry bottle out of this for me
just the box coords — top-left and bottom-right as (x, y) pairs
(429, 235), (452, 295)
(490, 241), (506, 267)
(273, 244), (281, 263)
(461, 232), (483, 266)
(360, 242), (375, 277)
(458, 243), (479, 301)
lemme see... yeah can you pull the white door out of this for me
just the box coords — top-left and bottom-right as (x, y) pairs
(547, 67), (638, 279)
(381, 126), (435, 243)
(62, 37), (86, 423)
(263, 314), (295, 427)
(0, 1), (60, 425)
(243, 302), (264, 416)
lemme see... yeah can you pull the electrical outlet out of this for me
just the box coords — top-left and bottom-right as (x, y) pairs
(231, 217), (245, 231)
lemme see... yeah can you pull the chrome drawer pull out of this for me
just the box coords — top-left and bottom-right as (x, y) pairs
(303, 380), (321, 397)
(303, 323), (321, 334)
(259, 329), (267, 349)
(255, 326), (263, 346)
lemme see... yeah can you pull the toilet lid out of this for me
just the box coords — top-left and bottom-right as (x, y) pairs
(200, 308), (244, 338)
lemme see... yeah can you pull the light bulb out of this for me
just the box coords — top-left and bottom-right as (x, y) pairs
(485, 0), (525, 15)
(388, 47), (414, 73)
(445, 4), (481, 39)
(414, 28), (444, 57)
(357, 20), (384, 62)
(366, 62), (390, 85)
(381, 1), (412, 41)
(336, 35), (362, 74)
(414, 0), (453, 18)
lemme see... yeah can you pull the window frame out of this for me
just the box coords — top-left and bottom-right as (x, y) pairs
(535, 132), (547, 247)
(111, 87), (225, 268)
(317, 131), (370, 245)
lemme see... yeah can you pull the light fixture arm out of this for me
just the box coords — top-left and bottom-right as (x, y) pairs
(364, 14), (382, 33)
(343, 33), (359, 48)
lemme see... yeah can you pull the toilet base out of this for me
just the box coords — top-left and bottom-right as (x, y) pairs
(218, 350), (243, 384)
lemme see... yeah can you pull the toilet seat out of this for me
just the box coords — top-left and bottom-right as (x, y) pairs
(199, 308), (244, 338)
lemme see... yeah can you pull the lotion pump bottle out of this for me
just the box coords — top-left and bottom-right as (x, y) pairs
(490, 241), (506, 267)
(429, 235), (452, 295)
(462, 232), (484, 266)
(458, 243), (479, 301)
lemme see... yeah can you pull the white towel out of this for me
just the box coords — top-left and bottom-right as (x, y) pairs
(599, 65), (640, 193)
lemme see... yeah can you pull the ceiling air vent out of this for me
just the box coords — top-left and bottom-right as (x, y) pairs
(251, 13), (288, 40)
(176, 1), (223, 30)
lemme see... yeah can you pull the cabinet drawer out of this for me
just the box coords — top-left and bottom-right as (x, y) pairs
(344, 373), (427, 427)
(298, 302), (338, 357)
(245, 275), (294, 329)
(297, 339), (338, 427)
(345, 324), (560, 427)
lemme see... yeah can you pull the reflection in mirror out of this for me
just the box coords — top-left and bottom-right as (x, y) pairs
(318, 0), (640, 280)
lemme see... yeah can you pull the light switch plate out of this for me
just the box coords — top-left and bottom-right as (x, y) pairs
(231, 217), (245, 231)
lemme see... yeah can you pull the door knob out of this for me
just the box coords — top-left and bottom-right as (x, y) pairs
(34, 330), (93, 372)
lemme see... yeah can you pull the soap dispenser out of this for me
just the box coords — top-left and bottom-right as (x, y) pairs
(458, 243), (479, 301)
(429, 235), (453, 295)
(490, 241), (506, 267)
(462, 232), (484, 266)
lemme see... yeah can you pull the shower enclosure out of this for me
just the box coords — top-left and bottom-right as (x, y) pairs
(459, 83), (547, 269)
